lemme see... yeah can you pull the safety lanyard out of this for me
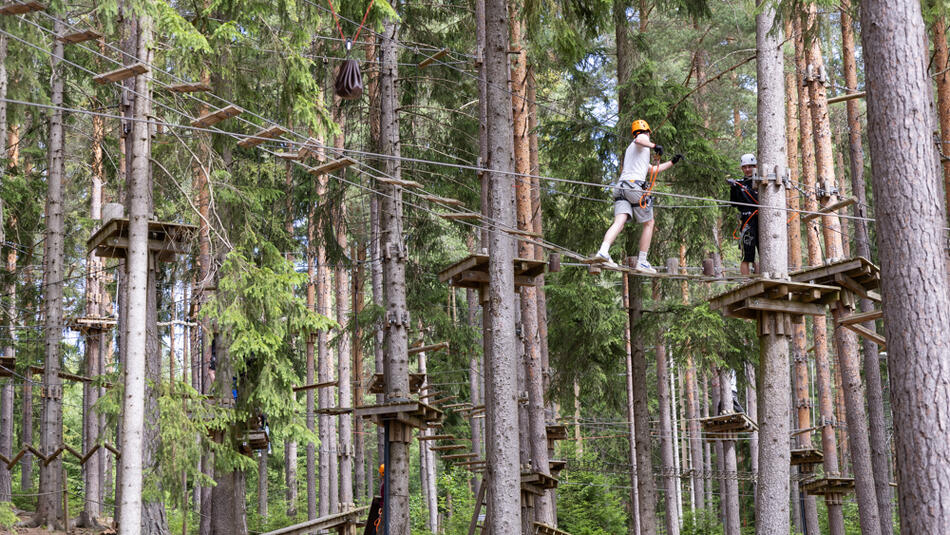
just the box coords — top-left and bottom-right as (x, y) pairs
(327, 0), (376, 52)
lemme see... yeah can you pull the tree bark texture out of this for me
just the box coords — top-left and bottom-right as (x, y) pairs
(380, 14), (412, 533)
(628, 280), (657, 535)
(934, 15), (950, 223)
(621, 273), (640, 535)
(484, 0), (522, 530)
(843, 4), (893, 530)
(334, 106), (354, 511)
(654, 337), (679, 535)
(306, 204), (317, 521)
(862, 0), (950, 531)
(719, 371), (740, 535)
(754, 4), (791, 533)
(0, 27), (9, 507)
(37, 16), (68, 528)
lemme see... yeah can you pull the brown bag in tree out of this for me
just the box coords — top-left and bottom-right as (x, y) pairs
(335, 58), (363, 100)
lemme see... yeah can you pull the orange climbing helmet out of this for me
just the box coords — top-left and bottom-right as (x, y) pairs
(631, 119), (651, 135)
(379, 464), (385, 477)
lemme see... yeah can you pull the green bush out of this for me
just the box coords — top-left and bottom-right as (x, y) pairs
(0, 500), (18, 532)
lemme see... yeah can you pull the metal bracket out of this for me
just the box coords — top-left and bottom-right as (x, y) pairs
(387, 310), (410, 326)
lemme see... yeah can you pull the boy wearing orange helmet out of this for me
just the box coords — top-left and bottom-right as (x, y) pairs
(594, 119), (681, 273)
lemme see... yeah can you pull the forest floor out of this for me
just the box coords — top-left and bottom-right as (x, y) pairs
(1, 512), (115, 535)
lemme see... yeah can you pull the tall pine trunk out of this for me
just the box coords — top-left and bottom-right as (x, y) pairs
(36, 16), (67, 528)
(0, 29), (10, 505)
(628, 280), (657, 535)
(861, 0), (950, 530)
(753, 2), (791, 532)
(654, 321), (679, 535)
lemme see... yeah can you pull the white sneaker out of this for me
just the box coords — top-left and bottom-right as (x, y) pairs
(635, 260), (657, 274)
(594, 251), (618, 268)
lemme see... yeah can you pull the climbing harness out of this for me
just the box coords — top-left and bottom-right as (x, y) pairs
(327, 0), (375, 99)
(639, 155), (661, 209)
(732, 179), (759, 240)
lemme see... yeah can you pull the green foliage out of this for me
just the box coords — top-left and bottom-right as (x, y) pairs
(0, 500), (18, 531)
(556, 466), (628, 534)
(681, 508), (724, 535)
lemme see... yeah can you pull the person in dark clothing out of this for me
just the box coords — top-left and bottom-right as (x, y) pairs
(729, 153), (760, 275)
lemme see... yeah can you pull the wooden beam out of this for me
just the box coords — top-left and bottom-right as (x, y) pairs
(93, 63), (148, 84)
(190, 104), (243, 128)
(292, 380), (339, 392)
(58, 30), (102, 44)
(0, 1), (44, 15)
(408, 341), (450, 355)
(737, 297), (826, 316)
(417, 434), (455, 441)
(418, 48), (449, 69)
(842, 323), (886, 350)
(438, 212), (481, 220)
(827, 91), (866, 105)
(259, 506), (369, 535)
(163, 83), (212, 93)
(836, 309), (883, 326)
(307, 157), (357, 176)
(802, 197), (857, 223)
(237, 125), (287, 148)
(421, 194), (465, 206)
(376, 176), (423, 188)
(273, 151), (301, 160)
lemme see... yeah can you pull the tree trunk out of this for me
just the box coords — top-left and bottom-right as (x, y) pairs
(484, 0), (521, 529)
(719, 371), (740, 535)
(37, 17), (68, 529)
(711, 369), (725, 525)
(379, 13), (413, 533)
(628, 279), (657, 535)
(467, 286), (483, 495)
(79, 106), (106, 528)
(283, 161), (299, 519)
(0, 28), (10, 505)
(116, 12), (153, 533)
(318, 196), (334, 516)
(794, 12), (846, 534)
(334, 103), (354, 511)
(353, 243), (366, 502)
(846, 3), (893, 532)
(621, 273), (640, 535)
(754, 3), (792, 533)
(418, 353), (438, 532)
(655, 336), (679, 535)
(701, 374), (712, 512)
(935, 15), (950, 223)
(306, 203), (318, 521)
(210, 337), (248, 535)
(862, 0), (950, 531)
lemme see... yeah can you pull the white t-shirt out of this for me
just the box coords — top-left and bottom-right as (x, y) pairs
(619, 134), (652, 184)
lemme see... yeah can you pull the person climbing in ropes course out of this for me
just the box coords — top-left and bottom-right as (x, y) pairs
(728, 153), (760, 275)
(593, 119), (682, 273)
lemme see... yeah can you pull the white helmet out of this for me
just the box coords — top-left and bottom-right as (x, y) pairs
(740, 153), (757, 166)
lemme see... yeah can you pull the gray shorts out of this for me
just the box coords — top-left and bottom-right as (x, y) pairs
(613, 181), (654, 223)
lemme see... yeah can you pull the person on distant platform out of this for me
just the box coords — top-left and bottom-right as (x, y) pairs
(593, 119), (681, 273)
(728, 153), (760, 275)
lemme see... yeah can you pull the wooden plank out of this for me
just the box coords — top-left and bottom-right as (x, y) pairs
(238, 125), (287, 148)
(827, 91), (865, 105)
(417, 434), (455, 441)
(431, 395), (458, 405)
(93, 63), (148, 84)
(408, 341), (449, 355)
(454, 270), (537, 288)
(0, 1), (44, 15)
(307, 157), (357, 176)
(429, 444), (467, 452)
(842, 323), (886, 350)
(836, 309), (883, 326)
(709, 281), (765, 311)
(297, 137), (322, 159)
(421, 194), (465, 206)
(835, 273), (881, 302)
(438, 254), (486, 283)
(58, 30), (102, 44)
(190, 104), (243, 128)
(163, 83), (212, 93)
(738, 297), (826, 316)
(292, 380), (339, 392)
(376, 176), (423, 188)
(802, 197), (857, 223)
(438, 212), (481, 220)
(273, 151), (301, 160)
(442, 453), (478, 460)
(418, 48), (449, 69)
(259, 506), (368, 535)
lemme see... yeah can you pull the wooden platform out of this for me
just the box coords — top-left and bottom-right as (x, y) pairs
(190, 104), (243, 128)
(791, 256), (880, 300)
(790, 448), (824, 467)
(535, 522), (572, 535)
(237, 125), (287, 148)
(708, 278), (839, 324)
(163, 83), (211, 93)
(0, 355), (13, 377)
(87, 218), (196, 262)
(801, 476), (855, 497)
(354, 400), (443, 429)
(438, 212), (481, 220)
(376, 176), (422, 188)
(0, 1), (45, 15)
(521, 471), (558, 493)
(439, 254), (547, 291)
(417, 434), (455, 441)
(367, 372), (426, 394)
(237, 429), (269, 456)
(93, 63), (148, 84)
(69, 315), (117, 332)
(315, 407), (352, 416)
(801, 197), (856, 223)
(58, 30), (101, 44)
(307, 157), (357, 176)
(546, 424), (568, 441)
(259, 506), (368, 535)
(430, 444), (467, 452)
(549, 459), (567, 475)
(441, 452), (478, 461)
(699, 412), (758, 434)
(421, 194), (465, 206)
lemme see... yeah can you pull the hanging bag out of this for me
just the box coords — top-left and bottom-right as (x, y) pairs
(327, 0), (375, 100)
